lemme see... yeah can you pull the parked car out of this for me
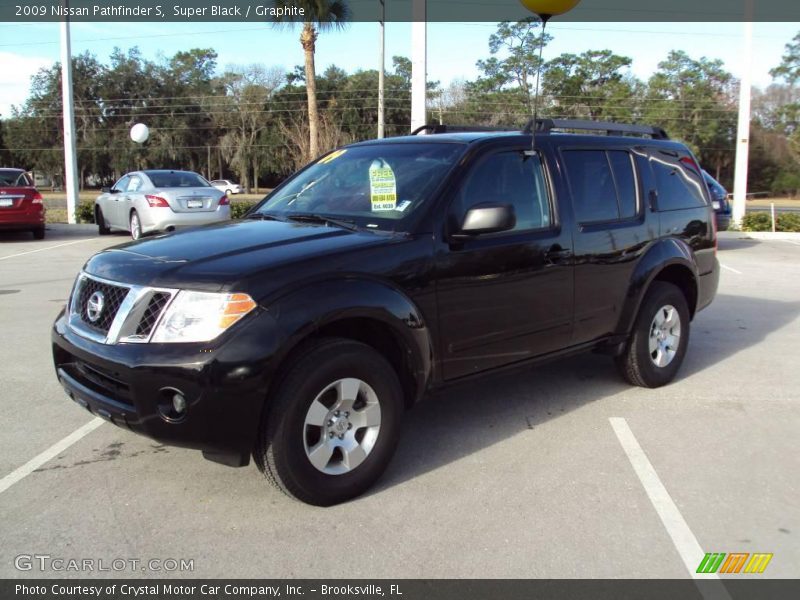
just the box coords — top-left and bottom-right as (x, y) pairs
(53, 119), (719, 506)
(702, 169), (731, 231)
(94, 170), (230, 239)
(210, 179), (242, 195)
(0, 168), (45, 239)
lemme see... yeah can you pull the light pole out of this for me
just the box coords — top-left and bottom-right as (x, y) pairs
(410, 0), (427, 132)
(378, 0), (385, 139)
(60, 1), (79, 224)
(732, 2), (754, 228)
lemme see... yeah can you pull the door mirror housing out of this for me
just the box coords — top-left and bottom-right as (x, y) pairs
(452, 203), (516, 239)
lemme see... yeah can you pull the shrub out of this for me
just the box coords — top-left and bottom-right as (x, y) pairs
(230, 201), (258, 219)
(777, 212), (800, 232)
(740, 212), (772, 232)
(740, 211), (800, 232)
(75, 201), (95, 224)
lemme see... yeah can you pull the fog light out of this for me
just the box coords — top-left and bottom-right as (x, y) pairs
(157, 387), (188, 422)
(172, 393), (187, 415)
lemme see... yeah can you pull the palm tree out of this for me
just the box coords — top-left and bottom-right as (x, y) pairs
(275, 1), (350, 160)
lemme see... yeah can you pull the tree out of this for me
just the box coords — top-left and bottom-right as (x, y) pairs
(543, 50), (637, 121)
(474, 18), (552, 115)
(770, 32), (800, 85)
(643, 50), (737, 177)
(213, 64), (283, 192)
(274, 1), (350, 162)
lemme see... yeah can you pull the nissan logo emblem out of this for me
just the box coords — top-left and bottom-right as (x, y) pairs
(86, 291), (105, 323)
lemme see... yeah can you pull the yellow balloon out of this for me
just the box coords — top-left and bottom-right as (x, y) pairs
(518, 0), (581, 17)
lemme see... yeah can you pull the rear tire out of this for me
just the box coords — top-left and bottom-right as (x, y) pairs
(616, 282), (690, 388)
(254, 338), (404, 506)
(96, 206), (110, 235)
(129, 210), (142, 240)
(32, 227), (45, 240)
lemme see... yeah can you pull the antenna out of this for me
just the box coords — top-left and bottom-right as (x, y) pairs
(526, 15), (549, 156)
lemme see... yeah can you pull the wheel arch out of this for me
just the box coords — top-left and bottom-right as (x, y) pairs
(617, 239), (699, 338)
(261, 278), (433, 413)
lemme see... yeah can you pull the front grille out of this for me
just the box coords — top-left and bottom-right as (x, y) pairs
(67, 273), (178, 344)
(135, 292), (171, 336)
(77, 278), (129, 333)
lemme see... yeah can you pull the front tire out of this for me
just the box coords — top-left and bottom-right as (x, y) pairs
(96, 206), (110, 235)
(254, 338), (404, 506)
(32, 227), (45, 240)
(616, 282), (690, 388)
(129, 210), (142, 240)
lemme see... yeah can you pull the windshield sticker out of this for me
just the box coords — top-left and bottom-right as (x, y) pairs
(396, 200), (412, 212)
(369, 159), (397, 212)
(318, 149), (347, 165)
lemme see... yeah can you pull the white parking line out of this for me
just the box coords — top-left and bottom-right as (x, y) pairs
(0, 238), (96, 261)
(720, 263), (742, 275)
(609, 418), (732, 598)
(0, 418), (104, 495)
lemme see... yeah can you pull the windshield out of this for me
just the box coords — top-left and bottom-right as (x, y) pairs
(145, 171), (210, 188)
(255, 143), (464, 230)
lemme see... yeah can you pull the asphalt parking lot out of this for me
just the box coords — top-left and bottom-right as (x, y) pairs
(0, 226), (797, 579)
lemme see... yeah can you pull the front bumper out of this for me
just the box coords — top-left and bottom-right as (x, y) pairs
(52, 308), (280, 467)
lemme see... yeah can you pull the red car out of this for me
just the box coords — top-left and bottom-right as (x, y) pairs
(0, 168), (45, 239)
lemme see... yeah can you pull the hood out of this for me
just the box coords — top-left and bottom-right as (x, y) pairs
(83, 219), (393, 292)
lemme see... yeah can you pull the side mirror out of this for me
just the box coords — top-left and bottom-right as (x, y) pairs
(452, 203), (516, 239)
(101, 187), (111, 193)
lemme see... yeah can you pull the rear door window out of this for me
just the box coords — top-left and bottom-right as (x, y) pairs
(562, 149), (639, 224)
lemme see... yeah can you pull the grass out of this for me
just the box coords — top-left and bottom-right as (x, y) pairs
(747, 197), (800, 208)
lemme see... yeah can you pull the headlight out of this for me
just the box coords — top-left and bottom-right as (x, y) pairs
(151, 291), (257, 343)
(712, 201), (721, 210)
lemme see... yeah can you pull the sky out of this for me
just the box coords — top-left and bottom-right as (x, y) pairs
(1, 20), (798, 119)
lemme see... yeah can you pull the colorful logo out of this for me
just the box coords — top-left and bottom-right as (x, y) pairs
(696, 552), (773, 574)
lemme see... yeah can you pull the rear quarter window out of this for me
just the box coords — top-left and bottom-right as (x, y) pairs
(650, 152), (708, 211)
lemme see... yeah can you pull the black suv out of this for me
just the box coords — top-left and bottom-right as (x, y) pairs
(52, 119), (719, 505)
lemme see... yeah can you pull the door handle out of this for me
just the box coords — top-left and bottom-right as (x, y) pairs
(544, 245), (571, 265)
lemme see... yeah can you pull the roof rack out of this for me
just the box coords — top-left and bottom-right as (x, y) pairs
(411, 124), (521, 135)
(523, 118), (669, 140)
(411, 119), (670, 140)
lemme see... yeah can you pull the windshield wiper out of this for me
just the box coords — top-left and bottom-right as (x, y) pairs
(287, 213), (359, 231)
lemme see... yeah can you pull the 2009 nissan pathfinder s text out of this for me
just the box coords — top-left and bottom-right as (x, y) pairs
(52, 119), (719, 505)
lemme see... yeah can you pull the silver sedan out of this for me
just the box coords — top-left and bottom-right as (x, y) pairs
(94, 170), (231, 240)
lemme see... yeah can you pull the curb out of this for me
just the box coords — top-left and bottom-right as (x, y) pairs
(727, 231), (800, 240)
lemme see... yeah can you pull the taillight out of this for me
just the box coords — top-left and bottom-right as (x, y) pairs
(145, 195), (170, 207)
(219, 195), (230, 206)
(31, 191), (43, 204)
(711, 208), (718, 255)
